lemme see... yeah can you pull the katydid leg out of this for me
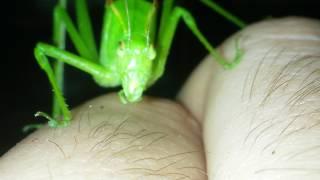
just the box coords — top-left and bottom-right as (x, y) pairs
(54, 5), (97, 60)
(51, 0), (97, 119)
(52, 0), (67, 119)
(34, 43), (117, 127)
(76, 0), (98, 59)
(35, 46), (71, 128)
(158, 0), (174, 42)
(152, 7), (244, 83)
(200, 0), (246, 28)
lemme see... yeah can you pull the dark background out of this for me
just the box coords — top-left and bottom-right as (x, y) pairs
(2, 0), (319, 155)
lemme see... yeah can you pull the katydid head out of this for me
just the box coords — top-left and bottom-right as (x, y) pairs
(117, 40), (156, 103)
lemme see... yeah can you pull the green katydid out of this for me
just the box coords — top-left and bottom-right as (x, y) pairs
(33, 0), (246, 128)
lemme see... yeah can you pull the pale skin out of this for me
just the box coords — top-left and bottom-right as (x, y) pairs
(1, 17), (320, 180)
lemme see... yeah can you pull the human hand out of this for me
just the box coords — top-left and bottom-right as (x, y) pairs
(0, 17), (319, 180)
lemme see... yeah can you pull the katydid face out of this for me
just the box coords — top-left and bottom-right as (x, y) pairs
(117, 38), (156, 102)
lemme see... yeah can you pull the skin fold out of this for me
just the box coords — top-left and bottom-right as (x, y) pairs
(1, 17), (319, 180)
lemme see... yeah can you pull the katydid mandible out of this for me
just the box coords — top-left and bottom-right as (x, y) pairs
(34, 0), (246, 128)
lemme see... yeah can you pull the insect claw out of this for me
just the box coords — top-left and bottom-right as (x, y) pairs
(35, 111), (70, 128)
(35, 111), (52, 119)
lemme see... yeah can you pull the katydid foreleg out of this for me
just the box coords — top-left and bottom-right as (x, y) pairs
(23, 0), (69, 131)
(34, 0), (105, 127)
(34, 43), (117, 127)
(51, 0), (98, 119)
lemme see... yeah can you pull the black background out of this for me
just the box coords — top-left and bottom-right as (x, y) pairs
(2, 0), (319, 155)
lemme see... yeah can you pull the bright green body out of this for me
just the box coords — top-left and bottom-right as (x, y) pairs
(30, 0), (246, 129)
(100, 0), (156, 68)
(96, 0), (157, 99)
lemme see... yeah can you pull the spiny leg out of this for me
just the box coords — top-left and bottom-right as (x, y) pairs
(152, 5), (244, 82)
(51, 0), (98, 118)
(35, 46), (71, 128)
(34, 43), (115, 127)
(35, 0), (99, 127)
(24, 0), (69, 132)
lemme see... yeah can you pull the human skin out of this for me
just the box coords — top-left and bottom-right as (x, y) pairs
(179, 17), (320, 180)
(0, 17), (320, 180)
